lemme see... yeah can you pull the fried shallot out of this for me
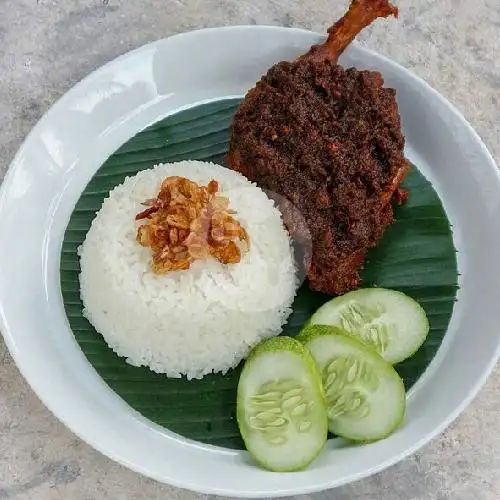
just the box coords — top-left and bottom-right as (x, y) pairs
(136, 176), (249, 273)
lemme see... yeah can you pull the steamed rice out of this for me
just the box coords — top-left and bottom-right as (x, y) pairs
(79, 161), (298, 379)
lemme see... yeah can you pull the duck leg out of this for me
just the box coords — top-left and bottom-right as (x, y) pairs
(303, 0), (398, 63)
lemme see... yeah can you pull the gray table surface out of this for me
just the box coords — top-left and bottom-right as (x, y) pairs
(1, 0), (499, 499)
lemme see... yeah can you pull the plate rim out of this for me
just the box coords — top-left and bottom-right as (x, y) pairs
(1, 25), (500, 497)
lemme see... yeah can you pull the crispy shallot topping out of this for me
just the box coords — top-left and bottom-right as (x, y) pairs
(135, 176), (249, 273)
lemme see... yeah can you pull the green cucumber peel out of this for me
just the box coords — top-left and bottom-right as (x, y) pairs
(237, 336), (328, 472)
(299, 326), (406, 443)
(308, 288), (430, 364)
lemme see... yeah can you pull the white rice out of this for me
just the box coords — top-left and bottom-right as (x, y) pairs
(79, 161), (298, 379)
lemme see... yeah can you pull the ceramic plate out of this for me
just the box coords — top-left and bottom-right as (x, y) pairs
(1, 26), (500, 497)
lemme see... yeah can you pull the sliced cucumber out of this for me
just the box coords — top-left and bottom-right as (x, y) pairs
(237, 337), (328, 472)
(298, 326), (406, 442)
(309, 288), (429, 364)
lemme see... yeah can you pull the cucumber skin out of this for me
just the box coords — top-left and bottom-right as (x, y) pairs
(370, 288), (429, 365)
(296, 324), (349, 344)
(297, 327), (407, 443)
(333, 385), (406, 444)
(308, 287), (430, 365)
(236, 336), (328, 472)
(333, 389), (406, 444)
(243, 335), (318, 364)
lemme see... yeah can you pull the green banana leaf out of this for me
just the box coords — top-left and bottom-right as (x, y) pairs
(60, 99), (458, 449)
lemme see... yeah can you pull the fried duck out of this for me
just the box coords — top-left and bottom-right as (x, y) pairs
(228, 0), (409, 296)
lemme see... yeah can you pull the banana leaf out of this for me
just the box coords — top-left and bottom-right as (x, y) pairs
(60, 99), (458, 449)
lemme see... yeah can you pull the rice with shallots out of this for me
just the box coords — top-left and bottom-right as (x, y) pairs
(78, 161), (297, 380)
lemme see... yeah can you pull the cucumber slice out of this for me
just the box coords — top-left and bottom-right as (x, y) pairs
(298, 326), (406, 442)
(309, 288), (429, 364)
(237, 337), (328, 472)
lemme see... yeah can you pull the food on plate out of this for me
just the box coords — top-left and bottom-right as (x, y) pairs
(308, 288), (430, 364)
(78, 160), (297, 380)
(236, 337), (328, 472)
(228, 0), (409, 296)
(66, 0), (445, 468)
(297, 325), (406, 442)
(236, 293), (415, 471)
(135, 176), (249, 273)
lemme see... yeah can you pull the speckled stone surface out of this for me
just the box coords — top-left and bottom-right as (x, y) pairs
(1, 0), (499, 499)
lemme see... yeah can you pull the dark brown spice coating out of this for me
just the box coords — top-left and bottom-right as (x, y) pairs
(228, 58), (409, 295)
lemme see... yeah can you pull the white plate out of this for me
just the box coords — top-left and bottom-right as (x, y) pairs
(1, 26), (500, 498)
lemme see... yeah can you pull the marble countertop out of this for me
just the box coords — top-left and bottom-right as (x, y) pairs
(1, 0), (499, 499)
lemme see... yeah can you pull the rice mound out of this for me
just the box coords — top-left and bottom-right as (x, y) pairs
(79, 161), (298, 380)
